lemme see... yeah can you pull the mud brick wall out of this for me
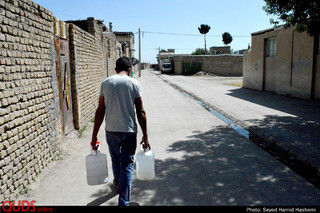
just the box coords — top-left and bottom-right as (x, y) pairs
(69, 20), (111, 130)
(171, 55), (243, 76)
(104, 32), (118, 78)
(0, 0), (60, 201)
(202, 55), (243, 76)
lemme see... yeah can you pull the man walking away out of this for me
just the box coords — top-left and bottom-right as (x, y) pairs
(91, 56), (150, 206)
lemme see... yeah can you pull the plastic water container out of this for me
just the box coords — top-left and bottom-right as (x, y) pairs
(136, 147), (155, 180)
(86, 142), (109, 185)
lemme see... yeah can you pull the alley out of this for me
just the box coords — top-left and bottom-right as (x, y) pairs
(18, 69), (320, 206)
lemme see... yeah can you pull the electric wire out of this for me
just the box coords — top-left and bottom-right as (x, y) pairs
(135, 31), (250, 37)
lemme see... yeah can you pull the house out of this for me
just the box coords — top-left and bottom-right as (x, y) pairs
(114, 31), (135, 62)
(243, 25), (320, 100)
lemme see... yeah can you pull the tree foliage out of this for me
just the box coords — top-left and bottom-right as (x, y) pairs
(198, 24), (211, 34)
(263, 0), (320, 35)
(222, 32), (233, 45)
(191, 48), (210, 55)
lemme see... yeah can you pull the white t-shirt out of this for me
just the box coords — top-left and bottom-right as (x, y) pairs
(99, 74), (141, 133)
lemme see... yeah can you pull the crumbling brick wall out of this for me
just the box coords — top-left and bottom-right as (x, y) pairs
(0, 0), (60, 201)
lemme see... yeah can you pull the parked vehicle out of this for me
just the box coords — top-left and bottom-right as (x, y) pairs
(161, 63), (172, 74)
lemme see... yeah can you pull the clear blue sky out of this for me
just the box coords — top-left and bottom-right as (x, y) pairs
(33, 0), (277, 64)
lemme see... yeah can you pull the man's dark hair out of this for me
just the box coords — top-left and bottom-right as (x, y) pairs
(116, 56), (132, 72)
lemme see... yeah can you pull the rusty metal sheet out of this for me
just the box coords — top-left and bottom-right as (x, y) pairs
(54, 37), (74, 135)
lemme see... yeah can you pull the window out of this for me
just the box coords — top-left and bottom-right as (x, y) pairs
(266, 37), (277, 57)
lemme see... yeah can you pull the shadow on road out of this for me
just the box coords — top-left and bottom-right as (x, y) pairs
(246, 115), (320, 188)
(247, 115), (320, 153)
(132, 125), (320, 206)
(86, 187), (118, 206)
(225, 87), (320, 188)
(227, 87), (320, 123)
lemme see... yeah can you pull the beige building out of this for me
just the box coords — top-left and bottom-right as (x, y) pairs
(243, 25), (320, 100)
(114, 32), (136, 73)
(114, 32), (135, 59)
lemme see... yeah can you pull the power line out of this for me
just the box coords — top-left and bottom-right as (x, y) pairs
(139, 31), (250, 38)
(143, 31), (203, 37)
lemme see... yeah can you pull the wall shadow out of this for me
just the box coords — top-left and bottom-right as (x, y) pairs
(226, 87), (320, 123)
(247, 115), (320, 153)
(246, 115), (320, 187)
(131, 126), (320, 206)
(224, 87), (320, 187)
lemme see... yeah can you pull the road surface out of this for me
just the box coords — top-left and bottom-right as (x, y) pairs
(17, 69), (320, 206)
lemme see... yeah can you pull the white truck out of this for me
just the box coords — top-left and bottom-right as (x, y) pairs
(161, 63), (172, 74)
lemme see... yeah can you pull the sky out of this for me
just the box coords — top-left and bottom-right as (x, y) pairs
(33, 0), (278, 64)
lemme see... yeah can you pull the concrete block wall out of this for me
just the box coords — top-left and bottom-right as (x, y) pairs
(0, 0), (60, 201)
(203, 55), (243, 76)
(171, 55), (243, 76)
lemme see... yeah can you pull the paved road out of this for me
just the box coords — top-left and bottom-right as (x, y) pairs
(17, 69), (320, 206)
(159, 71), (320, 185)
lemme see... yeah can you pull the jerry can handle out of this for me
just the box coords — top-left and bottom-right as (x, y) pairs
(90, 141), (100, 155)
(141, 144), (151, 152)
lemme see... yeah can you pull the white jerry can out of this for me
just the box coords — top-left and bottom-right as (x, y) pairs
(136, 148), (155, 180)
(86, 142), (109, 185)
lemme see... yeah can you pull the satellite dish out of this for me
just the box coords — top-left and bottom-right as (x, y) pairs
(132, 57), (139, 66)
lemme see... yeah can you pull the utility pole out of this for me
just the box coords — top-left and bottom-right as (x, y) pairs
(204, 34), (207, 55)
(139, 28), (141, 77)
(158, 47), (160, 69)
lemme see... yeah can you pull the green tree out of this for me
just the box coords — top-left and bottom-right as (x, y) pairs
(198, 24), (211, 55)
(222, 32), (233, 45)
(191, 48), (210, 55)
(263, 0), (320, 36)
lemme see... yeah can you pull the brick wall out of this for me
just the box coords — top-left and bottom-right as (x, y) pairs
(0, 0), (60, 201)
(69, 18), (118, 130)
(104, 33), (118, 78)
(0, 1), (127, 202)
